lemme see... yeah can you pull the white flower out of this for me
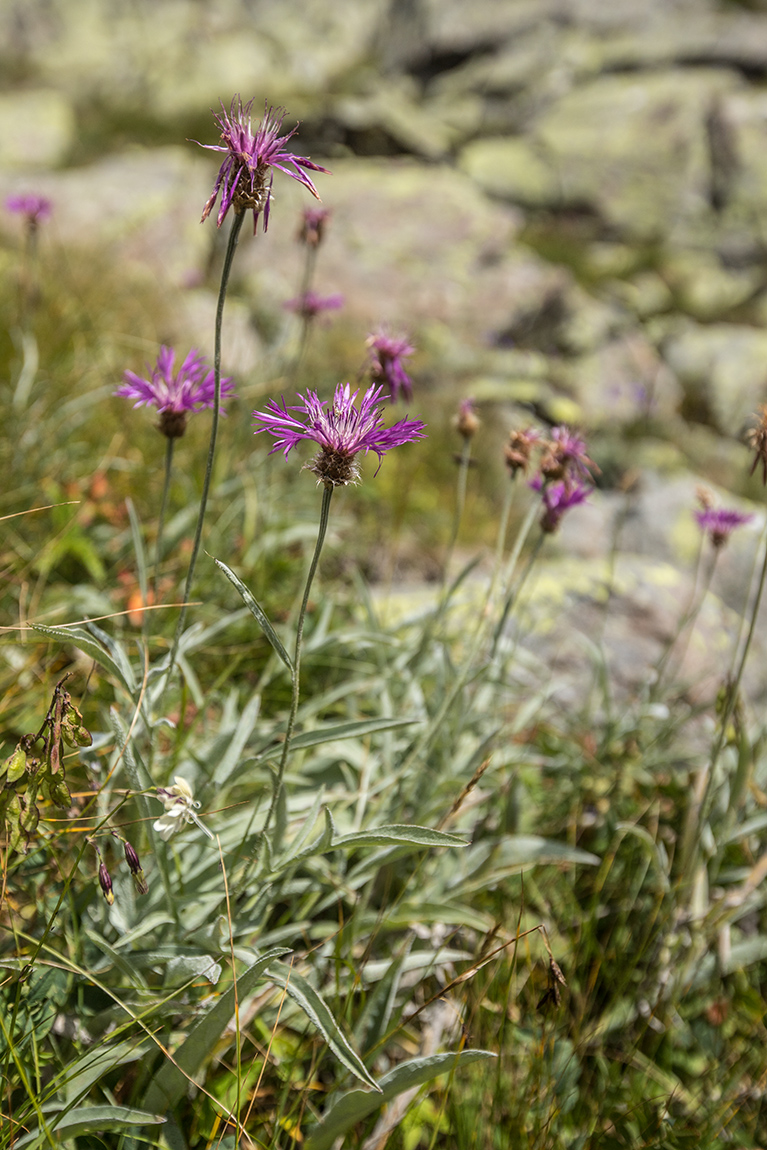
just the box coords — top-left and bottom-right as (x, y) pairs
(153, 776), (213, 841)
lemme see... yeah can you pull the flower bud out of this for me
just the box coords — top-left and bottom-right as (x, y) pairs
(98, 862), (114, 905)
(454, 398), (479, 441)
(124, 840), (148, 895)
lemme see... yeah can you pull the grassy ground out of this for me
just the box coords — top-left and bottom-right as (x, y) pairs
(3, 205), (767, 1150)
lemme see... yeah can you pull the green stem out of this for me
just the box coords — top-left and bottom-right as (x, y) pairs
(490, 505), (540, 658)
(167, 210), (244, 676)
(680, 532), (767, 881)
(442, 437), (472, 586)
(261, 484), (334, 846)
(153, 437), (174, 600)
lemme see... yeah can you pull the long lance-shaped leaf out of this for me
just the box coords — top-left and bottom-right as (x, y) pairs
(332, 825), (468, 850)
(305, 1050), (496, 1150)
(142, 947), (291, 1113)
(266, 964), (381, 1092)
(32, 623), (135, 695)
(213, 557), (293, 671)
(258, 717), (420, 760)
(14, 1106), (165, 1149)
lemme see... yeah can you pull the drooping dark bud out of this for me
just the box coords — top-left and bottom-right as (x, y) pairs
(123, 840), (148, 895)
(98, 861), (115, 905)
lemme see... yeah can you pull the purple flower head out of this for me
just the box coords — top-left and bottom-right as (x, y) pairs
(6, 193), (52, 232)
(114, 346), (236, 439)
(366, 330), (415, 403)
(540, 426), (598, 484)
(198, 97), (330, 233)
(694, 506), (753, 549)
(253, 381), (426, 487)
(298, 206), (331, 247)
(284, 290), (344, 321)
(537, 479), (591, 534)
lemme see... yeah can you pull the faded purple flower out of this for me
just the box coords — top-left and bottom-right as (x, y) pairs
(540, 426), (598, 484)
(298, 206), (331, 247)
(694, 506), (753, 549)
(284, 290), (344, 320)
(6, 193), (52, 227)
(366, 330), (415, 403)
(115, 346), (235, 438)
(536, 479), (591, 534)
(198, 97), (330, 233)
(506, 427), (542, 477)
(253, 382), (426, 487)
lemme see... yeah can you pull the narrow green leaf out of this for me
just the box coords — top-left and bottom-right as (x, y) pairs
(259, 718), (420, 759)
(142, 947), (291, 1112)
(332, 825), (468, 850)
(212, 690), (262, 786)
(305, 1050), (496, 1150)
(213, 558), (293, 671)
(32, 624), (135, 695)
(15, 1106), (165, 1148)
(266, 964), (380, 1092)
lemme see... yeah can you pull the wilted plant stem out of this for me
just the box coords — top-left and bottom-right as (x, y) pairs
(261, 484), (333, 846)
(153, 437), (174, 600)
(168, 210), (244, 675)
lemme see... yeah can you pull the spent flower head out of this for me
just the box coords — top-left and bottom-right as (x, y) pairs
(505, 427), (541, 477)
(284, 290), (344, 321)
(366, 330), (415, 403)
(115, 346), (235, 438)
(198, 97), (330, 233)
(6, 193), (52, 229)
(694, 505), (753, 549)
(298, 206), (331, 247)
(748, 404), (767, 485)
(454, 398), (480, 441)
(254, 381), (426, 487)
(154, 776), (213, 841)
(535, 478), (592, 534)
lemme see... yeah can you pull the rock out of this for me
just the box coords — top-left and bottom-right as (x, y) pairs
(458, 137), (560, 208)
(568, 333), (682, 427)
(660, 250), (762, 321)
(0, 90), (75, 168)
(661, 321), (767, 431)
(533, 69), (741, 240)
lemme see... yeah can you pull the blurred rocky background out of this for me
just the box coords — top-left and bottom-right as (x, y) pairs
(6, 0), (767, 700)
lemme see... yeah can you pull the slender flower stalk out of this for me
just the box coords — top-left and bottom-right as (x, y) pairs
(168, 211), (244, 676)
(262, 485), (333, 848)
(254, 382), (425, 850)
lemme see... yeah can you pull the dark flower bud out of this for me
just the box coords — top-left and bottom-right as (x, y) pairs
(98, 862), (115, 905)
(124, 840), (148, 895)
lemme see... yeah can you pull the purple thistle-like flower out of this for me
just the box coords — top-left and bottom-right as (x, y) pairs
(537, 479), (591, 534)
(541, 426), (598, 484)
(284, 290), (344, 320)
(366, 330), (415, 404)
(115, 346), (235, 438)
(6, 193), (52, 227)
(253, 381), (426, 487)
(694, 506), (753, 549)
(198, 97), (330, 233)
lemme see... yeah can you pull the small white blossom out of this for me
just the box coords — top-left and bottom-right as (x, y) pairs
(153, 776), (213, 841)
